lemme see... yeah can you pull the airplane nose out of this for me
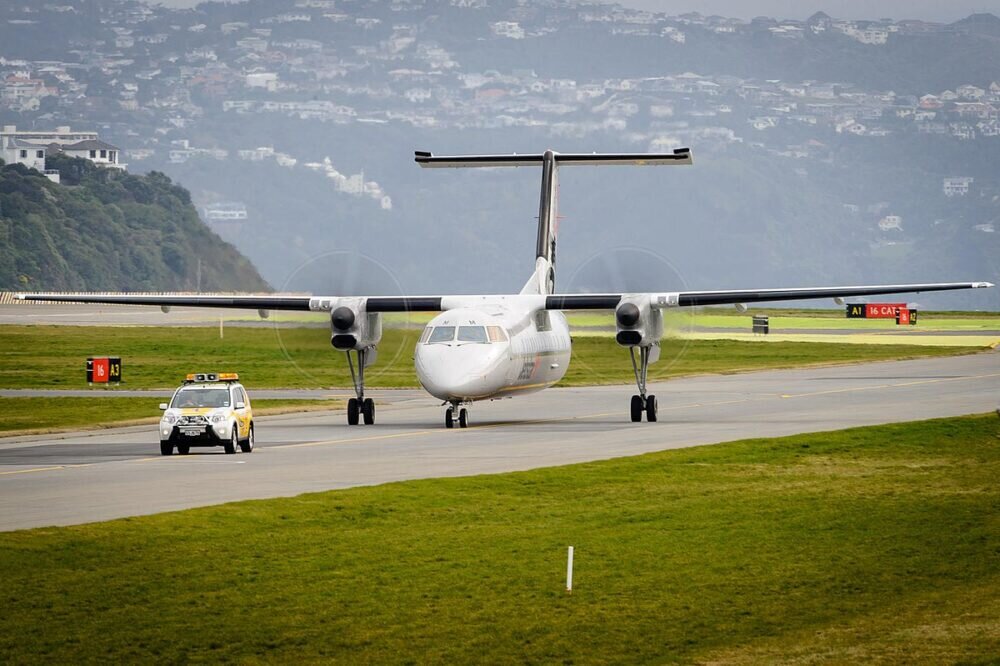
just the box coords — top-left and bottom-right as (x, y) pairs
(415, 343), (507, 401)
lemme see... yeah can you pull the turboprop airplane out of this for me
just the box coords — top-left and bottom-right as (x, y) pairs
(20, 148), (994, 428)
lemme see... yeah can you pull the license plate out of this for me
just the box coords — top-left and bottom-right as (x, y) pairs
(181, 428), (203, 436)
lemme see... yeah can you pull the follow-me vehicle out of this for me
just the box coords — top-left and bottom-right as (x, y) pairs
(22, 149), (993, 428)
(159, 373), (254, 455)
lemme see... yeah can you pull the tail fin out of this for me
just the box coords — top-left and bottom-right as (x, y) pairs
(415, 148), (693, 295)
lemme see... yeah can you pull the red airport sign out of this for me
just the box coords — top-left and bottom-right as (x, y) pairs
(87, 357), (122, 384)
(846, 304), (917, 325)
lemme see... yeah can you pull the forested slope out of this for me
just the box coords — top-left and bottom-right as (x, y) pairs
(0, 155), (269, 292)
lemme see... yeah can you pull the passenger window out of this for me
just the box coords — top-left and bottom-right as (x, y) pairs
(457, 326), (488, 343)
(487, 326), (507, 343)
(427, 326), (455, 343)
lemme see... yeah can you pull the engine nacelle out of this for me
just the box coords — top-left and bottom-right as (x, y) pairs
(615, 296), (663, 348)
(330, 298), (382, 351)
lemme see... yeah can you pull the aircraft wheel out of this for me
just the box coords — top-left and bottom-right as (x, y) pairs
(646, 394), (658, 422)
(445, 409), (454, 429)
(347, 398), (359, 425)
(362, 398), (375, 425)
(160, 441), (173, 456)
(177, 444), (190, 455)
(459, 408), (469, 428)
(630, 395), (643, 422)
(224, 427), (238, 454)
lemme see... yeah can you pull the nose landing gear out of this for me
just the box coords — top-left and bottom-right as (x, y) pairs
(445, 402), (470, 428)
(346, 348), (376, 425)
(628, 345), (658, 422)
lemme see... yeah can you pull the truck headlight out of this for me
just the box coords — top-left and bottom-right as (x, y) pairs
(164, 414), (178, 425)
(211, 414), (227, 423)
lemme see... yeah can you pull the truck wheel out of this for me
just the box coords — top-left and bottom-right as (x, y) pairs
(239, 425), (254, 453)
(224, 427), (237, 454)
(160, 441), (173, 456)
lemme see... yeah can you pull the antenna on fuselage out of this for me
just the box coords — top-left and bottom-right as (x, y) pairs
(414, 148), (693, 293)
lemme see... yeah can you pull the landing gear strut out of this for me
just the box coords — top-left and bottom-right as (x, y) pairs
(628, 346), (658, 423)
(346, 348), (375, 425)
(444, 402), (470, 429)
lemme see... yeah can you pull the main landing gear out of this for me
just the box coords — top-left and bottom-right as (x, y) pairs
(345, 348), (375, 425)
(444, 402), (470, 429)
(628, 345), (658, 423)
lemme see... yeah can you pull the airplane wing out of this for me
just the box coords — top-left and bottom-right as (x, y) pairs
(17, 281), (993, 312)
(15, 293), (446, 312)
(544, 281), (994, 310)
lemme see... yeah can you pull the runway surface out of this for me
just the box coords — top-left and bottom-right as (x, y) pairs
(1, 351), (997, 532)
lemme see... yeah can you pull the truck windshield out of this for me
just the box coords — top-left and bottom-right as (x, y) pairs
(171, 388), (231, 408)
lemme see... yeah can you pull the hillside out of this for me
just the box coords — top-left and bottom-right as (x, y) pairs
(0, 155), (269, 292)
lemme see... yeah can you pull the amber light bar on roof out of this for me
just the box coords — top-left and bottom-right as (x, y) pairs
(184, 373), (239, 383)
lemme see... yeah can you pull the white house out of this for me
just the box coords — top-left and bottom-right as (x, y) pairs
(1, 125), (124, 178)
(942, 177), (973, 196)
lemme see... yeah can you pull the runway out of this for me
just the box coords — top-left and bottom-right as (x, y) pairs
(0, 351), (997, 532)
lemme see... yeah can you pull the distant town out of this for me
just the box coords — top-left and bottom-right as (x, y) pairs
(2, 2), (997, 166)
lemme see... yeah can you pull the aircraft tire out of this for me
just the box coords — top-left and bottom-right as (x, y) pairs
(445, 410), (454, 429)
(347, 398), (359, 425)
(646, 395), (658, 422)
(363, 398), (375, 425)
(630, 395), (643, 422)
(459, 408), (469, 428)
(160, 441), (173, 456)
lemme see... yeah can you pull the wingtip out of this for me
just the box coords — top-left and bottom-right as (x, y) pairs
(974, 281), (995, 288)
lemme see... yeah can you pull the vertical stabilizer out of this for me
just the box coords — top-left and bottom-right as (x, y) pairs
(414, 148), (693, 297)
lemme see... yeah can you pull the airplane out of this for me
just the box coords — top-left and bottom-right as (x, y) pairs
(20, 148), (993, 428)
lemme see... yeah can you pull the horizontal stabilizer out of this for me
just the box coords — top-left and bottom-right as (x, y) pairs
(414, 148), (691, 168)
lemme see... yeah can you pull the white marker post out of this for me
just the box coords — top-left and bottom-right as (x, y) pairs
(219, 316), (224, 340)
(566, 546), (574, 594)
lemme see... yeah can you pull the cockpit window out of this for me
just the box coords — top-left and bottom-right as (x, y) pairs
(457, 326), (488, 343)
(419, 326), (432, 344)
(487, 326), (507, 343)
(427, 326), (455, 343)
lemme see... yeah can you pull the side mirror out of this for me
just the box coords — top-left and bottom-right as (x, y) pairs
(235, 401), (246, 410)
(159, 403), (168, 411)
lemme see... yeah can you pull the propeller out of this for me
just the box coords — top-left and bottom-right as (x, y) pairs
(272, 250), (413, 387)
(561, 246), (695, 383)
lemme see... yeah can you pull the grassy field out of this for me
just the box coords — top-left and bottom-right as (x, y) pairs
(0, 414), (997, 663)
(0, 398), (341, 436)
(0, 325), (984, 390)
(234, 307), (1000, 331)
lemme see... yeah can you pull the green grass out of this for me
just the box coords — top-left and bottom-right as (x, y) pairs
(563, 335), (979, 385)
(0, 398), (341, 435)
(0, 325), (983, 389)
(563, 309), (1000, 331)
(1, 414), (997, 663)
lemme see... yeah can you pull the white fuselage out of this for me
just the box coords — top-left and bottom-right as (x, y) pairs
(414, 304), (572, 402)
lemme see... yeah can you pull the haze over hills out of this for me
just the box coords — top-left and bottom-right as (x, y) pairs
(0, 0), (997, 309)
